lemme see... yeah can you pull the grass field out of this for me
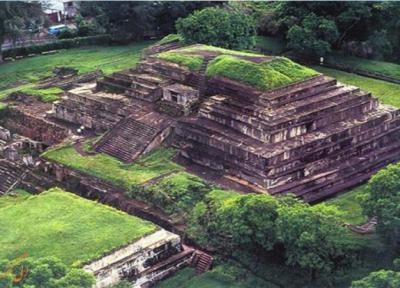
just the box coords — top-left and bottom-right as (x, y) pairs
(157, 265), (278, 288)
(0, 188), (158, 266)
(327, 53), (400, 80)
(319, 185), (368, 225)
(42, 145), (184, 190)
(313, 66), (400, 108)
(0, 41), (154, 91)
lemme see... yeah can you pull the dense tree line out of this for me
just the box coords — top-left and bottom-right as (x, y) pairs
(0, 2), (44, 60)
(78, 1), (218, 43)
(188, 193), (356, 280)
(247, 1), (400, 60)
(0, 256), (94, 288)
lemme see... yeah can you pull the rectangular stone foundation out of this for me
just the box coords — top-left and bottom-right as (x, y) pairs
(84, 229), (194, 288)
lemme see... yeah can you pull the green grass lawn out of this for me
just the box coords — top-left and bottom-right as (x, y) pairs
(0, 40), (154, 91)
(320, 185), (369, 225)
(0, 188), (158, 266)
(313, 66), (400, 108)
(42, 145), (184, 190)
(327, 53), (400, 80)
(157, 265), (278, 288)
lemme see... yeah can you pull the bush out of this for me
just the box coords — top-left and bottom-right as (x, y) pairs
(2, 35), (111, 58)
(176, 7), (256, 50)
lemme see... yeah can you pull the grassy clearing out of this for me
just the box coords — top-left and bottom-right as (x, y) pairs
(0, 40), (154, 91)
(322, 185), (369, 225)
(157, 265), (277, 288)
(17, 86), (63, 102)
(313, 66), (400, 108)
(42, 145), (184, 190)
(327, 53), (400, 80)
(0, 188), (158, 266)
(207, 56), (318, 91)
(255, 36), (285, 54)
(156, 51), (204, 70)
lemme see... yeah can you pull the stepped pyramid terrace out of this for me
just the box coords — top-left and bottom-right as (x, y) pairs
(2, 44), (400, 203)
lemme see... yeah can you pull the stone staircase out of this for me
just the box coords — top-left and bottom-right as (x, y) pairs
(193, 252), (213, 274)
(94, 117), (159, 163)
(0, 159), (24, 194)
(97, 69), (168, 102)
(196, 57), (212, 99)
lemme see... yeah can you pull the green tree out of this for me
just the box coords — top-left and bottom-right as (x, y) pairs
(53, 268), (95, 288)
(362, 163), (400, 246)
(176, 7), (256, 50)
(351, 270), (400, 288)
(216, 194), (279, 252)
(277, 201), (351, 279)
(287, 13), (339, 56)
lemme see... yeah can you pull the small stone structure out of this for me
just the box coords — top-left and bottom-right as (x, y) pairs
(161, 83), (199, 115)
(83, 229), (194, 288)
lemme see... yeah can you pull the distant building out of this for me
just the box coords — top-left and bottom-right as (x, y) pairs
(44, 9), (62, 24)
(63, 0), (79, 19)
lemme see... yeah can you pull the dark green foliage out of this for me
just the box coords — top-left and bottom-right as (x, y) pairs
(287, 13), (339, 56)
(276, 201), (353, 278)
(3, 35), (111, 58)
(176, 7), (256, 50)
(351, 270), (400, 288)
(216, 195), (279, 251)
(254, 2), (400, 61)
(361, 163), (400, 246)
(0, 256), (94, 288)
(188, 191), (354, 278)
(79, 2), (216, 42)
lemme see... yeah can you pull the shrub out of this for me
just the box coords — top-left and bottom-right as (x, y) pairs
(3, 35), (111, 58)
(176, 7), (256, 50)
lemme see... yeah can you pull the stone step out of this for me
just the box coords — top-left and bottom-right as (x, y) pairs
(96, 117), (160, 163)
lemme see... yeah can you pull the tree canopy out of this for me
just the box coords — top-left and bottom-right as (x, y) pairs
(176, 7), (256, 50)
(361, 163), (400, 246)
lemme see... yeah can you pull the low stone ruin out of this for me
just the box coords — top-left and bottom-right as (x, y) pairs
(83, 229), (194, 288)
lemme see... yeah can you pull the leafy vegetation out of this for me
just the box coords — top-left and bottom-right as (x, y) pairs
(251, 2), (400, 61)
(361, 163), (400, 246)
(313, 66), (400, 108)
(0, 41), (153, 91)
(207, 55), (318, 90)
(42, 145), (184, 190)
(0, 256), (95, 288)
(157, 34), (184, 45)
(156, 51), (204, 71)
(176, 7), (256, 50)
(351, 269), (400, 288)
(0, 188), (158, 266)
